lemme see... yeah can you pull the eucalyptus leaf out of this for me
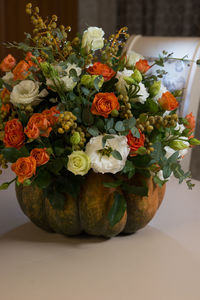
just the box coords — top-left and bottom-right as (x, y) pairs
(87, 126), (100, 137)
(108, 192), (127, 227)
(115, 121), (125, 132)
(131, 127), (140, 138)
(102, 135), (114, 148)
(103, 180), (122, 188)
(111, 150), (122, 160)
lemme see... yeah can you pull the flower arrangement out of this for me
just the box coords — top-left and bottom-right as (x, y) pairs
(0, 3), (200, 230)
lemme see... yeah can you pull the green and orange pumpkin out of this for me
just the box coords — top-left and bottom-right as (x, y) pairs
(16, 172), (166, 238)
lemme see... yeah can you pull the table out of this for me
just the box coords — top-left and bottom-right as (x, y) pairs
(0, 169), (200, 300)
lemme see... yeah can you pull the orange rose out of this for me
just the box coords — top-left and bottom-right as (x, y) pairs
(185, 112), (195, 135)
(0, 54), (16, 72)
(158, 91), (179, 111)
(25, 52), (42, 68)
(3, 119), (25, 149)
(13, 60), (30, 81)
(30, 148), (50, 166)
(0, 88), (10, 102)
(87, 62), (116, 81)
(127, 129), (145, 156)
(42, 106), (60, 126)
(25, 113), (52, 139)
(1, 103), (11, 113)
(135, 59), (150, 73)
(24, 123), (40, 139)
(91, 92), (120, 118)
(11, 156), (36, 183)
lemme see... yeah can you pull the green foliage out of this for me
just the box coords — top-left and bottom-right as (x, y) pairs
(122, 160), (135, 179)
(2, 146), (29, 163)
(108, 192), (127, 227)
(111, 150), (122, 160)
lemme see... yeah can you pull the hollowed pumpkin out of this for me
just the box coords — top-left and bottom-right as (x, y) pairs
(16, 172), (166, 238)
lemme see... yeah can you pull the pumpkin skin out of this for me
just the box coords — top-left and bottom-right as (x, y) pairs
(15, 172), (166, 238)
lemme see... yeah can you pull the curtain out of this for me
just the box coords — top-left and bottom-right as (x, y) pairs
(117, 0), (200, 36)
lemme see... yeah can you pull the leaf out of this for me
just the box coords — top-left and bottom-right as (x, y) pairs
(82, 107), (94, 126)
(145, 99), (159, 114)
(95, 118), (105, 132)
(122, 160), (135, 179)
(108, 128), (116, 134)
(128, 117), (136, 128)
(153, 175), (164, 187)
(115, 121), (125, 132)
(108, 192), (127, 227)
(87, 126), (99, 137)
(131, 127), (140, 138)
(35, 170), (52, 189)
(72, 107), (82, 122)
(2, 148), (20, 163)
(53, 140), (65, 156)
(106, 118), (114, 130)
(81, 86), (90, 96)
(167, 151), (179, 165)
(102, 135), (114, 147)
(132, 155), (151, 168)
(0, 183), (9, 190)
(163, 165), (172, 179)
(151, 141), (164, 162)
(47, 158), (63, 175)
(111, 150), (122, 160)
(94, 76), (103, 91)
(103, 180), (122, 188)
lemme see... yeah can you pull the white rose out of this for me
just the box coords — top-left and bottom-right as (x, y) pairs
(10, 80), (48, 106)
(2, 71), (14, 85)
(82, 27), (105, 51)
(46, 63), (82, 92)
(126, 51), (144, 67)
(85, 135), (130, 174)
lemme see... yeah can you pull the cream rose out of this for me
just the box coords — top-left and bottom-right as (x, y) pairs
(82, 27), (105, 51)
(126, 51), (144, 67)
(85, 135), (130, 174)
(67, 151), (91, 176)
(10, 80), (48, 106)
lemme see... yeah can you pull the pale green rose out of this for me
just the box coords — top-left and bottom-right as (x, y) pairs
(82, 26), (105, 52)
(67, 151), (91, 176)
(131, 69), (142, 83)
(149, 81), (161, 97)
(81, 74), (104, 89)
(70, 132), (81, 145)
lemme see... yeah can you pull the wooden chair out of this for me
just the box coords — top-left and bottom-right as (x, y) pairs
(125, 35), (200, 173)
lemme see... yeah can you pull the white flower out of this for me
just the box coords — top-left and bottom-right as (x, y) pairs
(126, 51), (144, 67)
(153, 83), (167, 102)
(116, 68), (133, 95)
(116, 68), (149, 103)
(82, 27), (105, 51)
(135, 82), (149, 104)
(174, 123), (185, 133)
(85, 135), (130, 174)
(46, 63), (82, 92)
(10, 80), (48, 106)
(2, 71), (14, 85)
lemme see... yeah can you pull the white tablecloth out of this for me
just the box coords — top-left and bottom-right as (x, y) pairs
(0, 169), (200, 300)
